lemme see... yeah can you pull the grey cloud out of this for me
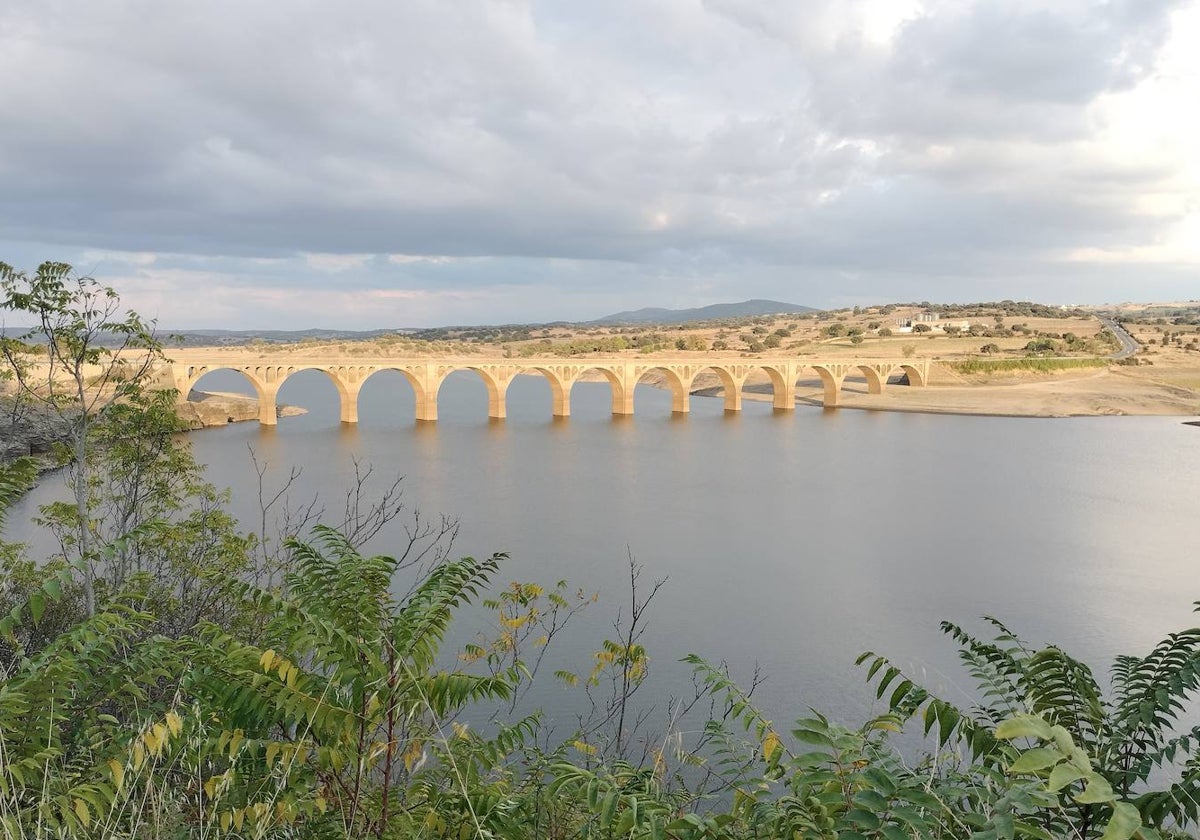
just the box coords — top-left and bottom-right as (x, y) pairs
(803, 0), (1186, 141)
(0, 0), (1195, 326)
(893, 1), (1177, 104)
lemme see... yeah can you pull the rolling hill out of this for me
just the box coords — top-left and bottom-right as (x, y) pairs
(591, 299), (817, 325)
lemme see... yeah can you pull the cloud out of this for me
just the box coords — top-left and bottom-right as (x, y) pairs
(303, 253), (372, 273)
(0, 0), (1196, 326)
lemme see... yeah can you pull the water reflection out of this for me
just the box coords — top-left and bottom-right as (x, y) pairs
(5, 368), (1199, 730)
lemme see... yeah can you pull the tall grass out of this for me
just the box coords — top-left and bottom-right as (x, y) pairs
(945, 357), (1110, 374)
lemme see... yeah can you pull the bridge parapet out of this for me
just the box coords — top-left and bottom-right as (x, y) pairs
(164, 355), (930, 426)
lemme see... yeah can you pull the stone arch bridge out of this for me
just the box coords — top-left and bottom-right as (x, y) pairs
(164, 355), (930, 426)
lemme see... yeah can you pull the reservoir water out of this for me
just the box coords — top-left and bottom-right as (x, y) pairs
(7, 369), (1200, 732)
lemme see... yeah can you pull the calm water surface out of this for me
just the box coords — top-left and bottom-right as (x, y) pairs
(8, 369), (1200, 727)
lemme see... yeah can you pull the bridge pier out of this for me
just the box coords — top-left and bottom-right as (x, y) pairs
(488, 388), (507, 420)
(823, 380), (840, 407)
(340, 384), (361, 424)
(774, 381), (796, 410)
(863, 366), (885, 395)
(489, 373), (517, 420)
(613, 389), (635, 416)
(416, 393), (438, 422)
(260, 384), (279, 426)
(671, 383), (689, 413)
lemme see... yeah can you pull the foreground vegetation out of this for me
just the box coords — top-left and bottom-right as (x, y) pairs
(3, 264), (1199, 839)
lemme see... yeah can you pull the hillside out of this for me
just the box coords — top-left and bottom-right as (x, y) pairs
(591, 299), (816, 325)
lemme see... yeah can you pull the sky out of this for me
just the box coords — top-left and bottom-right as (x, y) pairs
(1, 0), (1198, 329)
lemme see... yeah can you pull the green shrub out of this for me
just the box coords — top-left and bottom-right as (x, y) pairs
(947, 357), (1110, 374)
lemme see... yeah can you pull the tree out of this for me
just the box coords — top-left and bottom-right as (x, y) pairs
(861, 612), (1200, 836)
(913, 323), (932, 333)
(1025, 338), (1059, 353)
(981, 343), (1001, 354)
(35, 385), (253, 637)
(1, 262), (163, 615)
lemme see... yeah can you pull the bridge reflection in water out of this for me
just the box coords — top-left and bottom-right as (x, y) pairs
(166, 356), (930, 426)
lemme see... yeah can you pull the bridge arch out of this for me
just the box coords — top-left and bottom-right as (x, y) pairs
(358, 367), (427, 423)
(687, 365), (740, 411)
(854, 364), (885, 395)
(895, 364), (926, 387)
(807, 364), (845, 408)
(514, 367), (570, 417)
(746, 364), (792, 410)
(181, 366), (267, 401)
(434, 366), (506, 420)
(567, 367), (626, 416)
(276, 366), (353, 424)
(635, 366), (689, 414)
(182, 366), (273, 425)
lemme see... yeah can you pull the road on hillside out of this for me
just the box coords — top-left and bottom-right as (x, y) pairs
(1100, 317), (1139, 359)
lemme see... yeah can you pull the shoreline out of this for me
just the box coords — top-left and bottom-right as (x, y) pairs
(704, 367), (1200, 420)
(177, 390), (307, 429)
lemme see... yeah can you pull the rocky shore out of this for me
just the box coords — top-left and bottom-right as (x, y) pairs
(0, 392), (306, 470)
(0, 402), (76, 470)
(175, 390), (306, 429)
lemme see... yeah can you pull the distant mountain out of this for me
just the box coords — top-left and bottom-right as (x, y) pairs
(591, 299), (817, 325)
(163, 328), (411, 347)
(2, 326), (417, 348)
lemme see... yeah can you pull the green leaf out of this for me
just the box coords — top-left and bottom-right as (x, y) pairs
(1047, 762), (1088, 792)
(852, 790), (889, 811)
(1098, 802), (1141, 840)
(29, 590), (45, 624)
(996, 714), (1052, 741)
(1075, 775), (1117, 804)
(845, 809), (881, 830)
(1009, 747), (1062, 775)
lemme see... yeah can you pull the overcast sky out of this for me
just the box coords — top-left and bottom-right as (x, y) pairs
(2, 0), (1198, 328)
